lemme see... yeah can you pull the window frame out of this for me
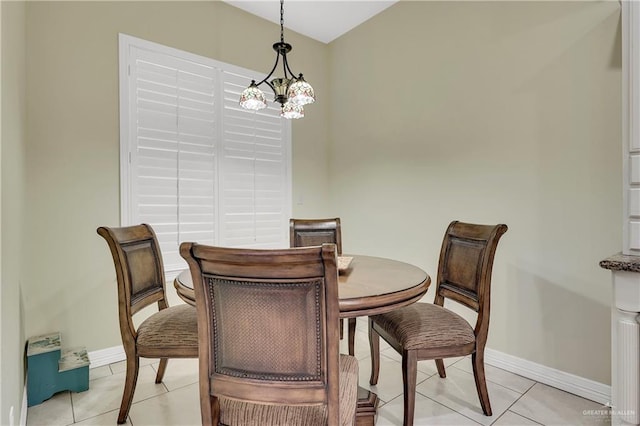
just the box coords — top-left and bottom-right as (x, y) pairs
(118, 34), (292, 277)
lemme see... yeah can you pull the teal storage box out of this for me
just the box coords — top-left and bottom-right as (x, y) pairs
(27, 332), (90, 406)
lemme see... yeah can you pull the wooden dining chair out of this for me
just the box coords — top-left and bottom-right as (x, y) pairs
(289, 218), (357, 356)
(368, 221), (508, 426)
(290, 218), (343, 253)
(97, 224), (199, 424)
(180, 242), (359, 426)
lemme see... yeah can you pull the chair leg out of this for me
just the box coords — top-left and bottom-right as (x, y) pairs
(340, 319), (344, 340)
(155, 358), (168, 383)
(368, 318), (380, 385)
(118, 355), (140, 424)
(202, 394), (217, 426)
(402, 350), (418, 426)
(435, 358), (446, 378)
(472, 351), (492, 416)
(348, 318), (357, 356)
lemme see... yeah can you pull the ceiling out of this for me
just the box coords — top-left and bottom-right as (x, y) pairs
(222, 1), (397, 44)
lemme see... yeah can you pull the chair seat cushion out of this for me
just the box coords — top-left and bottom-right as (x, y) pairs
(137, 304), (199, 357)
(219, 354), (358, 426)
(371, 303), (475, 351)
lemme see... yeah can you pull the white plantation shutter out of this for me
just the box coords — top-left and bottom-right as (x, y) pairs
(131, 48), (217, 272)
(220, 71), (290, 248)
(119, 35), (291, 275)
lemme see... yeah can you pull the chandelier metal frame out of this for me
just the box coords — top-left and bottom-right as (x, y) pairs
(239, 0), (315, 119)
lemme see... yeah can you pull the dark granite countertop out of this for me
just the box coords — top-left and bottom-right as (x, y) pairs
(600, 253), (640, 273)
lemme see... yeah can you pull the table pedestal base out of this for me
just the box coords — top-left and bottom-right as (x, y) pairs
(356, 387), (379, 426)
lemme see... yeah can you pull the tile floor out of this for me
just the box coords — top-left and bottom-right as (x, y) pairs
(27, 320), (611, 425)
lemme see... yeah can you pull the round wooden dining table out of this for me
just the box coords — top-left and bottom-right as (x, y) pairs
(174, 254), (430, 426)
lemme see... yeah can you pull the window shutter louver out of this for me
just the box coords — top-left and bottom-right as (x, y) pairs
(132, 48), (217, 273)
(121, 35), (291, 276)
(219, 71), (290, 248)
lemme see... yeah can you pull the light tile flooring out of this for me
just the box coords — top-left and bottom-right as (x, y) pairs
(27, 320), (610, 425)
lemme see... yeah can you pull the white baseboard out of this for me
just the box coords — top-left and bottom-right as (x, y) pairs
(485, 348), (611, 405)
(86, 344), (611, 405)
(88, 345), (126, 369)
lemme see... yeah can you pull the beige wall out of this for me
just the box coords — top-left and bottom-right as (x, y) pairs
(1, 0), (27, 423)
(24, 1), (330, 352)
(12, 1), (623, 414)
(329, 1), (621, 384)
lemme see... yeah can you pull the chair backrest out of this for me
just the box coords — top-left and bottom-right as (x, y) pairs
(180, 243), (341, 425)
(290, 218), (342, 255)
(434, 221), (508, 335)
(97, 224), (169, 343)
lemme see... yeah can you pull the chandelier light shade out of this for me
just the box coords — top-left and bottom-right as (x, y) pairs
(287, 76), (315, 106)
(239, 0), (315, 119)
(281, 101), (304, 119)
(239, 81), (268, 111)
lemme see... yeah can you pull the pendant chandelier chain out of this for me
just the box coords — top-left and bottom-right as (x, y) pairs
(280, 0), (285, 44)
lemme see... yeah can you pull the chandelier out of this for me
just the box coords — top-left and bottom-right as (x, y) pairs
(239, 0), (315, 119)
